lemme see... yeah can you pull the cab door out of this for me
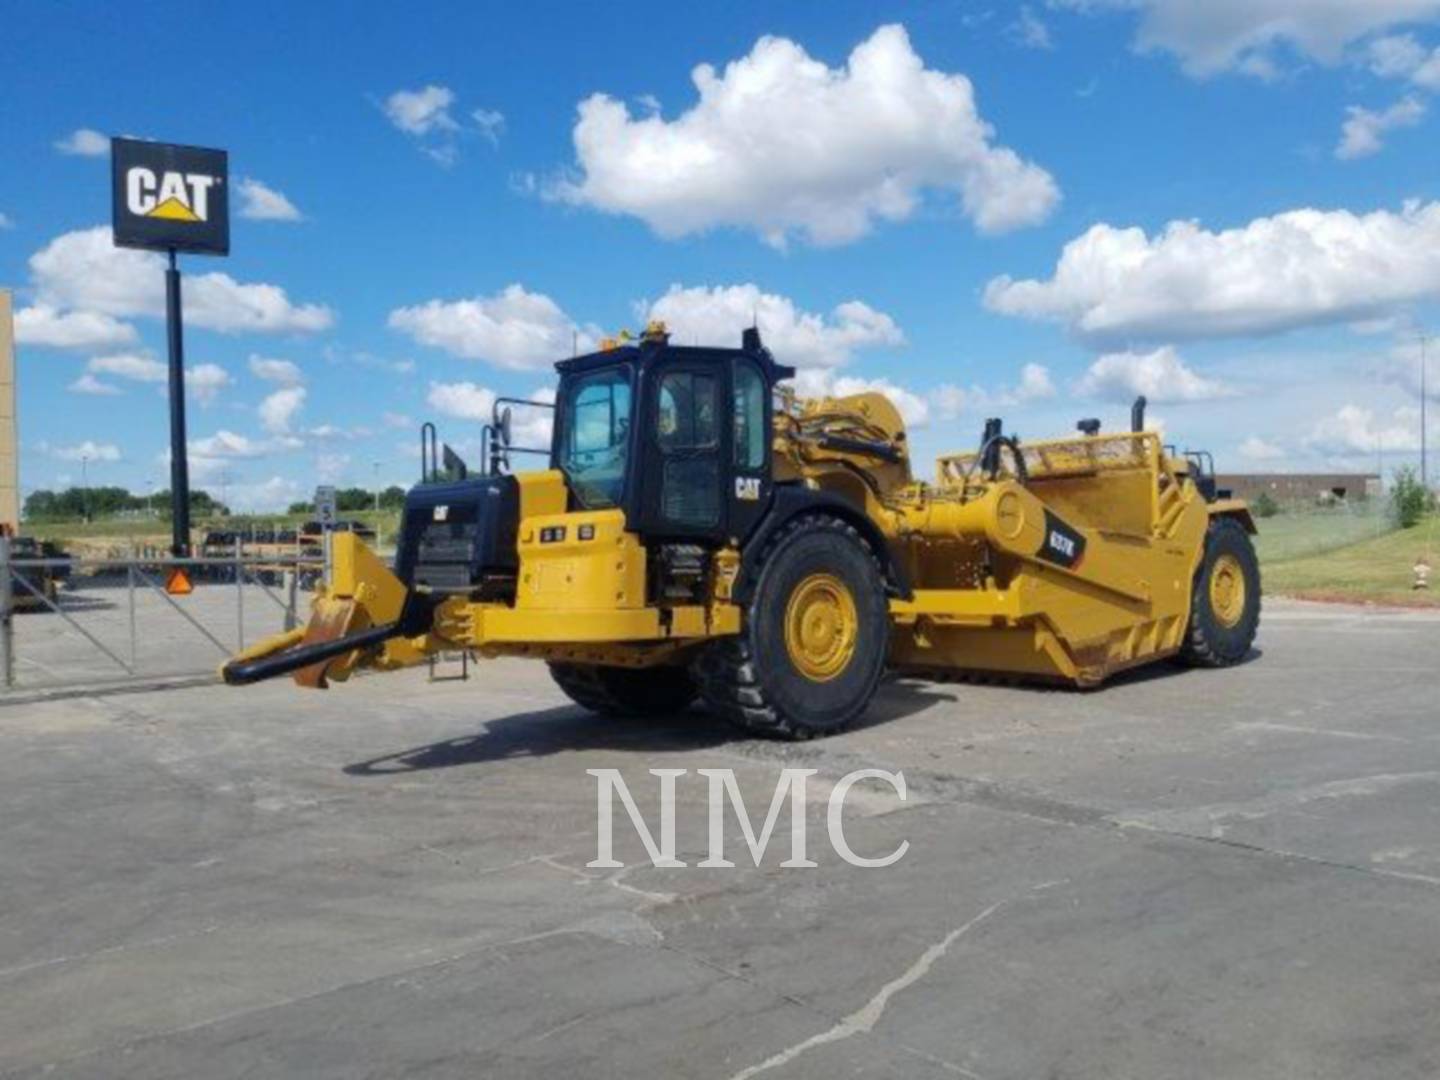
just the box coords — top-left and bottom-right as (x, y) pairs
(647, 365), (724, 539)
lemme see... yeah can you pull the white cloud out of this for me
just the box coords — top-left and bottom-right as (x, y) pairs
(314, 451), (351, 484)
(1238, 435), (1286, 460)
(389, 284), (595, 370)
(51, 440), (121, 462)
(14, 304), (138, 349)
(1366, 33), (1440, 87)
(935, 384), (969, 420)
(932, 362), (1056, 417)
(472, 107), (505, 145)
(984, 201), (1440, 345)
(237, 177), (302, 221)
(426, 380), (496, 422)
(0, 212), (12, 230)
(259, 385), (306, 433)
(1336, 97), (1425, 160)
(1013, 362), (1057, 401)
(550, 24), (1059, 247)
(187, 363), (232, 406)
(88, 352), (165, 382)
(189, 430), (270, 460)
(67, 373), (122, 396)
(304, 424), (358, 442)
(29, 226), (334, 335)
(382, 85), (475, 165)
(54, 128), (108, 156)
(1306, 403), (1421, 454)
(1055, 0), (1440, 78)
(1008, 6), (1054, 49)
(382, 411), (414, 429)
(508, 386), (556, 447)
(1075, 346), (1234, 403)
(793, 371), (932, 427)
(227, 475), (303, 514)
(384, 85), (459, 135)
(248, 355), (303, 385)
(646, 284), (903, 369)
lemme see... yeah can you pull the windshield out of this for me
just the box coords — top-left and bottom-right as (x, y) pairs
(557, 367), (632, 508)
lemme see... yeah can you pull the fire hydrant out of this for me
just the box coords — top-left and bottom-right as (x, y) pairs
(1415, 557), (1432, 591)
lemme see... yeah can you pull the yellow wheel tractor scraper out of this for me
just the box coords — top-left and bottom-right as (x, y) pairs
(224, 324), (1260, 739)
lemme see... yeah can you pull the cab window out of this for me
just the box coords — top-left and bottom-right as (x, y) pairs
(558, 368), (632, 509)
(657, 372), (718, 449)
(732, 363), (766, 469)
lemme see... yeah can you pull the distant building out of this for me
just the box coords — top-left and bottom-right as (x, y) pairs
(1217, 473), (1383, 503)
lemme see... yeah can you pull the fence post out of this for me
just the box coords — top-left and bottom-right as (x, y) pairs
(0, 535), (13, 689)
(285, 566), (298, 632)
(127, 559), (137, 672)
(234, 541), (244, 650)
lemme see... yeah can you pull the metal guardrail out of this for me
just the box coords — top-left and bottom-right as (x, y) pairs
(0, 537), (324, 692)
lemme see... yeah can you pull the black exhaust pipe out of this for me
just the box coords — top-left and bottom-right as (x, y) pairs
(221, 621), (401, 686)
(1131, 395), (1147, 433)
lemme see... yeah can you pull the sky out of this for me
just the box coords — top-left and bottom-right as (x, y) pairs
(4, 0), (1440, 512)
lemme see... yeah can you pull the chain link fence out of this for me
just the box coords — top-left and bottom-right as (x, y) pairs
(1251, 498), (1395, 564)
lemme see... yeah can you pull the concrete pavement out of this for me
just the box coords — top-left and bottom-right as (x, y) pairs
(2, 598), (1438, 1079)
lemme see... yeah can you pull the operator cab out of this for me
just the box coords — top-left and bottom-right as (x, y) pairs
(392, 326), (793, 608)
(552, 325), (792, 546)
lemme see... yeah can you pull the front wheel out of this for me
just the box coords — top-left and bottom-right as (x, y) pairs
(1180, 517), (1261, 667)
(693, 515), (889, 740)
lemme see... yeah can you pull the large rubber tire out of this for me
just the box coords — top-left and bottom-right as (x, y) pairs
(693, 515), (889, 740)
(547, 662), (697, 717)
(1180, 516), (1261, 667)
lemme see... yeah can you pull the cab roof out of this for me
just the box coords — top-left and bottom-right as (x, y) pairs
(553, 328), (796, 383)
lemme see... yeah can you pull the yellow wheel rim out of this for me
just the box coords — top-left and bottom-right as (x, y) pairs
(783, 573), (858, 682)
(1209, 553), (1247, 629)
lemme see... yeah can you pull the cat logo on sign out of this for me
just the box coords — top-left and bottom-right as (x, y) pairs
(112, 137), (230, 255)
(126, 168), (219, 223)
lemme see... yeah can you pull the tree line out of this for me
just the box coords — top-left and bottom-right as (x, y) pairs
(24, 486), (228, 522)
(287, 486), (408, 514)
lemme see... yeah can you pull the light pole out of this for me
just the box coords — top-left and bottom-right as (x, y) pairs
(80, 454), (89, 522)
(373, 462), (381, 513)
(1421, 332), (1429, 490)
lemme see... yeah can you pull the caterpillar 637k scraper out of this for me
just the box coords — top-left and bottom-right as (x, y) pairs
(224, 324), (1260, 739)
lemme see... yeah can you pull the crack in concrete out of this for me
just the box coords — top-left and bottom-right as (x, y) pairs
(723, 899), (1005, 1080)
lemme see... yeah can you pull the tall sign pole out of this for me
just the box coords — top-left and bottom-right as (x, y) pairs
(165, 249), (190, 553)
(111, 137), (229, 555)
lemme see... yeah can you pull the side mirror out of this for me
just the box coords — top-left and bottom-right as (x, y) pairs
(499, 406), (513, 448)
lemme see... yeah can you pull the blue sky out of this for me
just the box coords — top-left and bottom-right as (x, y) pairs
(4, 0), (1440, 510)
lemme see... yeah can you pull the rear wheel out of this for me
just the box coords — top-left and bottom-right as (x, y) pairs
(693, 515), (889, 740)
(547, 662), (697, 717)
(1180, 517), (1261, 667)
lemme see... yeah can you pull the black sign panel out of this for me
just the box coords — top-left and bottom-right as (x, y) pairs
(1037, 509), (1087, 569)
(111, 137), (229, 255)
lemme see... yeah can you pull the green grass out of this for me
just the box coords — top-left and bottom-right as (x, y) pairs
(1251, 505), (1393, 563)
(1262, 512), (1439, 606)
